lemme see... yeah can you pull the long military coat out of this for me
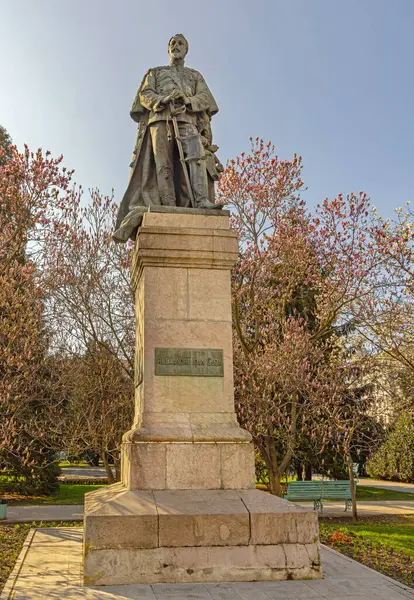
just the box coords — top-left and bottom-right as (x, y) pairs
(113, 65), (218, 242)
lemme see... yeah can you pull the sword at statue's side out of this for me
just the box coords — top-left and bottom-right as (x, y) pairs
(168, 102), (196, 208)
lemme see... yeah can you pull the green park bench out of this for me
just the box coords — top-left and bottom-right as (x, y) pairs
(285, 481), (323, 511)
(286, 479), (357, 512)
(321, 479), (355, 512)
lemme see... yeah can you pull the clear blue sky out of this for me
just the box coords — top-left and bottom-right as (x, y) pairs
(1, 0), (413, 217)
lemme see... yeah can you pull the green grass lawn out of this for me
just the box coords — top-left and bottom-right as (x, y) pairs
(322, 515), (414, 557)
(356, 486), (414, 501)
(58, 461), (93, 468)
(5, 484), (105, 506)
(356, 519), (414, 557)
(320, 515), (414, 588)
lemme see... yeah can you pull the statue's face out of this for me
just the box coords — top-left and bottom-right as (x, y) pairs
(168, 36), (188, 60)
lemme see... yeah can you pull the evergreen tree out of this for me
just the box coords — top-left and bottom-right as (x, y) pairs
(0, 125), (12, 165)
(367, 413), (414, 482)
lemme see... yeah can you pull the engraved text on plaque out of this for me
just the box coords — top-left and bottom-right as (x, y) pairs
(155, 348), (224, 377)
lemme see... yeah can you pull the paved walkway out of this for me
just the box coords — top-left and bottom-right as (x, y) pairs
(4, 499), (414, 523)
(1, 527), (413, 599)
(4, 504), (84, 523)
(359, 478), (414, 494)
(313, 475), (414, 494)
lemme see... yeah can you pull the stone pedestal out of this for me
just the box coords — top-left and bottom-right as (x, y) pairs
(83, 210), (321, 585)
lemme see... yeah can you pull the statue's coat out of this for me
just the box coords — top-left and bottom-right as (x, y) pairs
(114, 66), (218, 242)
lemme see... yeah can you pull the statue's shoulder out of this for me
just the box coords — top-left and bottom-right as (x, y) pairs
(147, 65), (170, 74)
(137, 66), (169, 90)
(185, 66), (202, 78)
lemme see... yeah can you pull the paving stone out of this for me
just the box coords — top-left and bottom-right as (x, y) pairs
(260, 580), (322, 597)
(371, 587), (414, 599)
(305, 579), (362, 598)
(91, 584), (157, 599)
(321, 577), (380, 596)
(325, 596), (382, 600)
(151, 583), (213, 598)
(204, 582), (245, 599)
(226, 581), (269, 599)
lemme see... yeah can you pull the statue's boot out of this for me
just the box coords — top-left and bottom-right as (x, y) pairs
(197, 199), (226, 210)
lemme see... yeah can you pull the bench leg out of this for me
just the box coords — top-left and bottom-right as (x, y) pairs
(314, 499), (323, 513)
(345, 499), (352, 512)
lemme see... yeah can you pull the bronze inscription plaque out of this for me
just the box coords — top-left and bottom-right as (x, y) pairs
(155, 348), (224, 377)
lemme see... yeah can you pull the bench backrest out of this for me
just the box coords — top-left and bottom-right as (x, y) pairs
(321, 480), (353, 498)
(286, 481), (322, 498)
(286, 479), (356, 500)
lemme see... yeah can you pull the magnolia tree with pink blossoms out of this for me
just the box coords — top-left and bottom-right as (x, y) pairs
(0, 144), (78, 489)
(217, 138), (400, 497)
(350, 203), (414, 383)
(0, 143), (134, 486)
(44, 190), (134, 480)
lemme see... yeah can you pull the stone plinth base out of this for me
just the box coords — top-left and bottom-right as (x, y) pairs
(83, 212), (322, 586)
(121, 441), (255, 490)
(83, 486), (322, 586)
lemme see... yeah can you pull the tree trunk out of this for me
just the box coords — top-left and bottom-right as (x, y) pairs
(113, 451), (121, 483)
(346, 453), (358, 521)
(267, 468), (282, 496)
(305, 463), (312, 481)
(296, 462), (303, 481)
(263, 436), (282, 496)
(101, 451), (115, 484)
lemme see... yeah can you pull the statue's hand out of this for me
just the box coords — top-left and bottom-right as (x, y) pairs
(161, 94), (173, 105)
(170, 90), (191, 106)
(153, 95), (172, 112)
(170, 89), (184, 100)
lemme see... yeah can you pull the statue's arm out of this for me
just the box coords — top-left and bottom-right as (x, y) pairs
(139, 70), (165, 113)
(188, 73), (218, 115)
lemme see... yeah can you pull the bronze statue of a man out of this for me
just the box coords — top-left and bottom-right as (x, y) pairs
(114, 34), (224, 242)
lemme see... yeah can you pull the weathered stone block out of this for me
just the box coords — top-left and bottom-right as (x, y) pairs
(155, 490), (249, 547)
(144, 267), (188, 320)
(122, 442), (166, 490)
(283, 543), (321, 569)
(220, 443), (255, 489)
(122, 440), (255, 490)
(166, 443), (221, 489)
(83, 543), (321, 586)
(83, 487), (322, 585)
(83, 487), (158, 551)
(140, 211), (231, 230)
(188, 269), (232, 321)
(238, 489), (319, 545)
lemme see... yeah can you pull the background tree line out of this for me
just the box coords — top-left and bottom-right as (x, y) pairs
(1, 127), (412, 499)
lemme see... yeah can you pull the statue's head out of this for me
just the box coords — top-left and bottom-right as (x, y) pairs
(168, 34), (189, 61)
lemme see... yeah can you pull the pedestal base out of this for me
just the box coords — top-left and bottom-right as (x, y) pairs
(83, 486), (322, 586)
(121, 441), (256, 490)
